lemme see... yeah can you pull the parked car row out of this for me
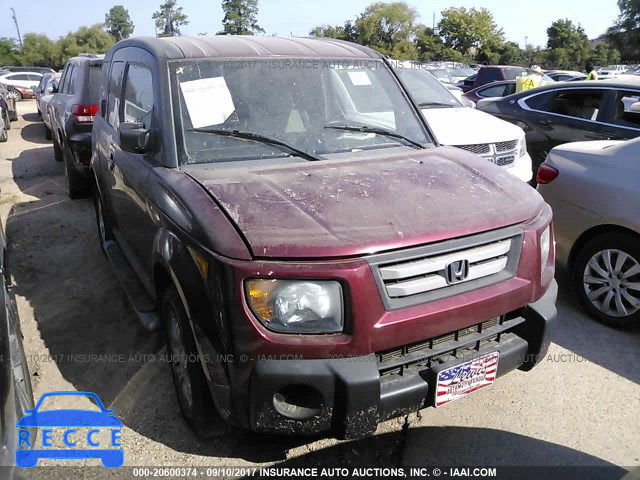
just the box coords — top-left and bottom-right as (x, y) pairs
(12, 36), (638, 446)
(476, 78), (640, 171)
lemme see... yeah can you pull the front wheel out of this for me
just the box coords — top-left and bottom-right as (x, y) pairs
(572, 232), (640, 328)
(162, 286), (227, 438)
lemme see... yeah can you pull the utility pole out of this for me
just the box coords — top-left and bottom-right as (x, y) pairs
(10, 7), (23, 53)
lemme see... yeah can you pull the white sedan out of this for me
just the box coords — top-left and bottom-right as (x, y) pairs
(0, 72), (43, 100)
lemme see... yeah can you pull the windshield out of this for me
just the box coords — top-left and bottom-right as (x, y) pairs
(171, 59), (431, 165)
(395, 67), (462, 108)
(427, 69), (452, 82)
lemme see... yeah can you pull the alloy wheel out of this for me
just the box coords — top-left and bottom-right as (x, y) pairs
(583, 248), (640, 318)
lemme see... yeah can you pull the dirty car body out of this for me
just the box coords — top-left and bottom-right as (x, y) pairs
(91, 36), (557, 439)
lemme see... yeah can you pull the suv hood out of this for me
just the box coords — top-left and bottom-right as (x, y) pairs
(421, 107), (524, 145)
(185, 147), (543, 259)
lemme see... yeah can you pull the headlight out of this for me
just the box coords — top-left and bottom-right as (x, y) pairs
(517, 136), (527, 157)
(245, 279), (343, 334)
(540, 226), (551, 271)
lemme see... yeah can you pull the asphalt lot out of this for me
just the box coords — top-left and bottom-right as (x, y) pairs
(0, 101), (638, 479)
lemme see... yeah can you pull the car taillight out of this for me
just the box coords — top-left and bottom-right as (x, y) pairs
(72, 104), (98, 124)
(536, 164), (559, 184)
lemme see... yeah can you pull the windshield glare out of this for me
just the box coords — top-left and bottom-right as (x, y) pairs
(171, 59), (431, 164)
(395, 67), (461, 108)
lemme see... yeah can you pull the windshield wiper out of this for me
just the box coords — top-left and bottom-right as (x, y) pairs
(188, 128), (322, 162)
(323, 122), (425, 149)
(418, 101), (455, 109)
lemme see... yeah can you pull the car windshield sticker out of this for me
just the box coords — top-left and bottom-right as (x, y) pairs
(179, 76), (236, 129)
(348, 71), (372, 86)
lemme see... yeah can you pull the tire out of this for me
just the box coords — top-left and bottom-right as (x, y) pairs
(572, 232), (640, 328)
(37, 105), (41, 118)
(4, 112), (10, 130)
(10, 110), (17, 122)
(63, 149), (90, 199)
(93, 187), (114, 256)
(53, 133), (63, 162)
(162, 286), (226, 438)
(0, 125), (7, 143)
(45, 125), (52, 140)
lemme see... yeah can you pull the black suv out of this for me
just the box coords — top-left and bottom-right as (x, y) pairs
(49, 55), (104, 198)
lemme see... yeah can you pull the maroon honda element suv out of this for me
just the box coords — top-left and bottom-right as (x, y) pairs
(91, 36), (557, 439)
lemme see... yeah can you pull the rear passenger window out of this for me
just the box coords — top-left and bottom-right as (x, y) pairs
(478, 84), (507, 98)
(122, 64), (154, 129)
(107, 62), (125, 128)
(610, 91), (640, 128)
(548, 90), (603, 121)
(61, 65), (75, 94)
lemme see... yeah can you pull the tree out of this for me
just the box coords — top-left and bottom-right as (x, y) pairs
(0, 38), (20, 66)
(498, 41), (525, 66)
(438, 7), (504, 60)
(354, 2), (418, 56)
(153, 0), (189, 37)
(607, 0), (640, 60)
(546, 19), (588, 50)
(57, 25), (115, 65)
(219, 0), (264, 35)
(309, 22), (357, 42)
(414, 26), (444, 61)
(21, 34), (60, 68)
(589, 43), (621, 66)
(105, 5), (135, 41)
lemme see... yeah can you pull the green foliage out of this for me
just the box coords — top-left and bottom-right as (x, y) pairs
(21, 34), (60, 68)
(438, 7), (504, 58)
(57, 25), (115, 62)
(105, 5), (135, 41)
(589, 43), (622, 66)
(219, 0), (264, 35)
(607, 0), (640, 60)
(498, 41), (525, 65)
(309, 23), (357, 42)
(354, 2), (418, 55)
(153, 0), (189, 37)
(414, 26), (444, 61)
(0, 37), (21, 66)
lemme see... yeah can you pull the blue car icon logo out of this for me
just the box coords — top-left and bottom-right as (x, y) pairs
(15, 391), (123, 468)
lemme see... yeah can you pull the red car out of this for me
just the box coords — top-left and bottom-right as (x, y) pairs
(91, 36), (558, 439)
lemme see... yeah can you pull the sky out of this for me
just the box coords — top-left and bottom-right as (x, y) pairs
(0, 0), (622, 49)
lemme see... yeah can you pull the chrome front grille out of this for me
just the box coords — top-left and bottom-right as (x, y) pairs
(456, 140), (519, 168)
(366, 227), (523, 310)
(457, 144), (491, 155)
(495, 140), (517, 152)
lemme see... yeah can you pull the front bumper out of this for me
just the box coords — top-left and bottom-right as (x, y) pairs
(245, 279), (557, 438)
(507, 152), (533, 183)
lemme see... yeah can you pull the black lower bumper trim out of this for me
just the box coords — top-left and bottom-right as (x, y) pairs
(246, 280), (558, 438)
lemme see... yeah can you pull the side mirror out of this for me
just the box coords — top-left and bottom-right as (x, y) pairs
(100, 99), (107, 118)
(6, 85), (15, 91)
(46, 85), (54, 94)
(31, 86), (39, 93)
(120, 122), (150, 153)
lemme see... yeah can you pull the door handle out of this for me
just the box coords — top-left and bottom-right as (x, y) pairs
(539, 119), (553, 127)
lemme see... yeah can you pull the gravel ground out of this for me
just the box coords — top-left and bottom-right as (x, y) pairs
(1, 101), (638, 480)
